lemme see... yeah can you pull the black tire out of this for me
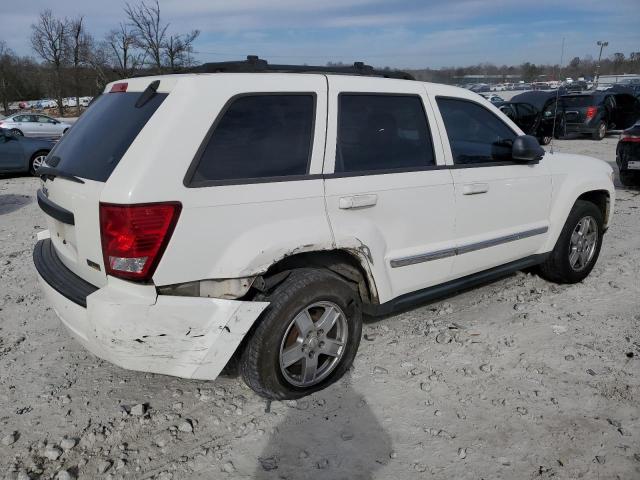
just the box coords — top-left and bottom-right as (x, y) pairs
(538, 200), (604, 284)
(619, 170), (639, 187)
(63, 128), (69, 134)
(240, 269), (362, 400)
(29, 150), (50, 175)
(538, 136), (552, 145)
(592, 121), (606, 140)
(10, 129), (23, 137)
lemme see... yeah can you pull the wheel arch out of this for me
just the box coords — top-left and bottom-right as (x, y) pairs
(576, 189), (611, 229)
(256, 248), (379, 305)
(542, 186), (612, 253)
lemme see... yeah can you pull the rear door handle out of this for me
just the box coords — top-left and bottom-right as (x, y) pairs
(339, 194), (378, 209)
(462, 183), (489, 195)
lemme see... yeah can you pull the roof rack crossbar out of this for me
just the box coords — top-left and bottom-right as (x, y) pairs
(183, 55), (414, 80)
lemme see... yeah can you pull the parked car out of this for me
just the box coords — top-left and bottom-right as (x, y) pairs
(497, 90), (565, 145)
(479, 93), (505, 104)
(562, 90), (640, 140)
(565, 81), (588, 93)
(616, 122), (640, 186)
(0, 113), (71, 138)
(33, 59), (615, 399)
(0, 128), (54, 174)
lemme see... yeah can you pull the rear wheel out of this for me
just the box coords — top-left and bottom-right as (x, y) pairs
(29, 150), (49, 175)
(592, 121), (606, 140)
(539, 200), (604, 284)
(10, 129), (23, 137)
(240, 269), (362, 400)
(538, 135), (552, 145)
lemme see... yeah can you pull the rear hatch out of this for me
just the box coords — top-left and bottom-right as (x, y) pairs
(39, 82), (168, 288)
(562, 95), (596, 124)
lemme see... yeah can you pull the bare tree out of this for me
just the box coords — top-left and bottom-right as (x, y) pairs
(105, 22), (145, 78)
(124, 0), (167, 73)
(164, 30), (200, 70)
(0, 41), (13, 114)
(68, 16), (92, 114)
(31, 9), (68, 116)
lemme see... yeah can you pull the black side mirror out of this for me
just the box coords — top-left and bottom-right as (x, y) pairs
(512, 135), (545, 164)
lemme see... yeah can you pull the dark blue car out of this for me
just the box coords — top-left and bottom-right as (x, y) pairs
(0, 128), (55, 175)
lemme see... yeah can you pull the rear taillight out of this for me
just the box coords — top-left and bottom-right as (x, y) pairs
(99, 202), (181, 281)
(585, 106), (597, 121)
(621, 133), (640, 143)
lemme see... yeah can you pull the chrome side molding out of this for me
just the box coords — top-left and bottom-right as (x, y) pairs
(390, 226), (549, 268)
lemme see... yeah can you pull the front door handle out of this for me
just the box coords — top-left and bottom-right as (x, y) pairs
(462, 183), (489, 195)
(339, 194), (378, 209)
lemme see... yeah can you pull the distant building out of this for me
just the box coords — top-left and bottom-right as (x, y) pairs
(598, 74), (640, 87)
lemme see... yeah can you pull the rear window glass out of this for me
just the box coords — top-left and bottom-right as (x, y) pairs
(49, 91), (167, 182)
(336, 94), (435, 173)
(562, 96), (597, 107)
(188, 94), (315, 186)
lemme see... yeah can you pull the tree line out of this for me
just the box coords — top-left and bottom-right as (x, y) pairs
(1, 2), (639, 116)
(408, 53), (640, 84)
(0, 0), (199, 116)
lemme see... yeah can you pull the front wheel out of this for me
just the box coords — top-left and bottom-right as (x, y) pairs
(538, 200), (604, 284)
(538, 135), (552, 145)
(240, 269), (362, 400)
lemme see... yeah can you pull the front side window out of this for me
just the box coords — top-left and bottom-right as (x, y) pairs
(336, 94), (435, 173)
(189, 94), (315, 185)
(437, 98), (517, 165)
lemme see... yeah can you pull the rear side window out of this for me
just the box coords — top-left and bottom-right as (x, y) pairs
(188, 94), (315, 186)
(336, 94), (434, 173)
(437, 97), (516, 165)
(49, 91), (167, 182)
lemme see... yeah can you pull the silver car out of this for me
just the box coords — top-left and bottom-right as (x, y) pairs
(0, 113), (71, 138)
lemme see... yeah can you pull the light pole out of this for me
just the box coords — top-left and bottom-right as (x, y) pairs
(594, 40), (608, 89)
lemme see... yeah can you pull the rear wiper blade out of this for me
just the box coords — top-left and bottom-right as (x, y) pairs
(38, 166), (85, 184)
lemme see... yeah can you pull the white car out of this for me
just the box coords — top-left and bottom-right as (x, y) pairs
(0, 113), (71, 138)
(33, 60), (615, 399)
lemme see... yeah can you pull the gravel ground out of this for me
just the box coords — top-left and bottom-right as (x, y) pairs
(0, 135), (638, 480)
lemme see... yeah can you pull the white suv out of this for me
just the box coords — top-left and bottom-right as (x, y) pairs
(33, 59), (614, 400)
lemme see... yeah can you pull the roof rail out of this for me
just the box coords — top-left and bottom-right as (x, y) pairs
(181, 55), (414, 80)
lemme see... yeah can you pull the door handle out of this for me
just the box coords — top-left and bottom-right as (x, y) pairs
(339, 194), (378, 209)
(462, 183), (489, 195)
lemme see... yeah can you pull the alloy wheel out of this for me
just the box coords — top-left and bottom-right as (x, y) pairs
(568, 216), (598, 271)
(279, 301), (348, 387)
(31, 155), (47, 172)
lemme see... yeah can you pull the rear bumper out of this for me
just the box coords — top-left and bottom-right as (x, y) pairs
(34, 238), (269, 380)
(565, 123), (597, 134)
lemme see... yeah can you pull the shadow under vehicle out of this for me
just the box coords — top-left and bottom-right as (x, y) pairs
(0, 128), (55, 175)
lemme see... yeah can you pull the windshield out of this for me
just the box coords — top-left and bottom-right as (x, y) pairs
(49, 91), (167, 182)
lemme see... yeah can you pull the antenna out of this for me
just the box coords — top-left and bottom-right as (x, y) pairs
(550, 37), (565, 154)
